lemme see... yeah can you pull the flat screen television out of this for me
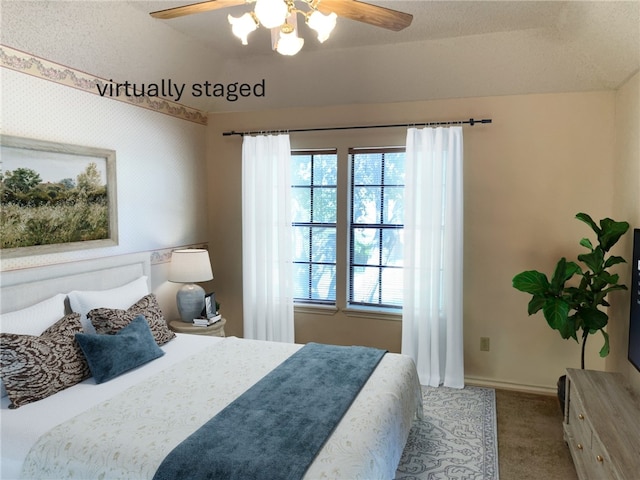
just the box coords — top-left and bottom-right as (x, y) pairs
(628, 228), (640, 372)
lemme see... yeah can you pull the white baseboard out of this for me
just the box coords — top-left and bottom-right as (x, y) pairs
(465, 375), (557, 396)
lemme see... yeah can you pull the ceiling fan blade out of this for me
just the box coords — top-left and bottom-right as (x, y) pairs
(150, 0), (246, 19)
(317, 0), (413, 31)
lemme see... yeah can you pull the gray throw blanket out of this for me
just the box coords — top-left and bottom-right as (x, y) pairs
(152, 342), (386, 480)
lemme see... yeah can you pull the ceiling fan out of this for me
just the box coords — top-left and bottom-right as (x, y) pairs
(150, 0), (413, 55)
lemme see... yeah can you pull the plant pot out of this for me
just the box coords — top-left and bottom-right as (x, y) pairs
(557, 374), (567, 414)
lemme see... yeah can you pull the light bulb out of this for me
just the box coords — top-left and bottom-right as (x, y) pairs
(254, 0), (289, 29)
(306, 10), (337, 43)
(228, 13), (258, 45)
(276, 29), (304, 56)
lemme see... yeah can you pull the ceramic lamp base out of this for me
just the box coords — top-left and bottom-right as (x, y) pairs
(176, 283), (205, 322)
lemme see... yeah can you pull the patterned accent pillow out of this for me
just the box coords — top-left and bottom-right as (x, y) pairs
(88, 294), (175, 346)
(0, 314), (91, 408)
(0, 293), (67, 399)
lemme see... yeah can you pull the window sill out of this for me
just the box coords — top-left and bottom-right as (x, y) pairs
(343, 307), (402, 322)
(294, 304), (339, 316)
(293, 304), (402, 321)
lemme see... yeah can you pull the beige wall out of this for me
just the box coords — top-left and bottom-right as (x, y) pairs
(207, 90), (623, 392)
(609, 71), (640, 395)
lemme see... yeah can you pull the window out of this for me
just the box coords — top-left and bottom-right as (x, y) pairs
(349, 148), (405, 309)
(291, 150), (337, 304)
(291, 146), (405, 311)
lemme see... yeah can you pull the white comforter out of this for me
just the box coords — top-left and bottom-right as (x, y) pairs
(2, 335), (422, 480)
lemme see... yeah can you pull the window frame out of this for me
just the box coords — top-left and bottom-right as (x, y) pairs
(291, 148), (338, 305)
(347, 146), (406, 311)
(289, 142), (406, 319)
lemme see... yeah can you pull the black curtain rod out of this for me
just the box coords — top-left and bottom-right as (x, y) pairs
(222, 118), (492, 137)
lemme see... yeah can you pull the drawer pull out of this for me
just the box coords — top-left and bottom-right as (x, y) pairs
(596, 455), (604, 463)
(577, 443), (583, 450)
(578, 413), (585, 420)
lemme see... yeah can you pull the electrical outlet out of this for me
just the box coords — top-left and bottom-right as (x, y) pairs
(480, 337), (490, 352)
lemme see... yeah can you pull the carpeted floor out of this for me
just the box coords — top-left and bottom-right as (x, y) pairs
(495, 389), (577, 480)
(395, 386), (578, 480)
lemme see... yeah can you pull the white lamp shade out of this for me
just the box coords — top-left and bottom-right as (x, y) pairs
(169, 249), (213, 283)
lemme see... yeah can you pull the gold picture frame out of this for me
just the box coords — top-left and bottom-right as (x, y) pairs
(0, 134), (118, 257)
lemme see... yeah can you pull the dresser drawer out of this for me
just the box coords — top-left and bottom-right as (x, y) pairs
(565, 433), (595, 480)
(590, 434), (616, 479)
(567, 386), (591, 449)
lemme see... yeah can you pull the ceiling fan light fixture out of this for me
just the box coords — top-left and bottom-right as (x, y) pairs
(254, 0), (289, 29)
(151, 2), (414, 56)
(306, 10), (337, 43)
(228, 12), (258, 45)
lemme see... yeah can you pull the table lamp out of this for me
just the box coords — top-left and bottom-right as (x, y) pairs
(169, 249), (213, 322)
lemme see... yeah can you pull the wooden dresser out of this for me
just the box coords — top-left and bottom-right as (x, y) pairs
(563, 368), (640, 480)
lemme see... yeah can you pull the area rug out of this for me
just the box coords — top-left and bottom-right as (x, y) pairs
(395, 385), (499, 480)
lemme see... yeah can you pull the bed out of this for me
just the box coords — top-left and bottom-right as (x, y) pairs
(1, 253), (422, 480)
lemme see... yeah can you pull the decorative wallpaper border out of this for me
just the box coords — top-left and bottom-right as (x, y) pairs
(150, 243), (209, 265)
(0, 45), (208, 126)
(0, 243), (209, 272)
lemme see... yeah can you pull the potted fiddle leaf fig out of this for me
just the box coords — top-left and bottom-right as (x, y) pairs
(512, 213), (629, 408)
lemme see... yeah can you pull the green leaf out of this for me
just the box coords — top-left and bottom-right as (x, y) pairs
(513, 270), (550, 295)
(550, 258), (567, 293)
(557, 315), (577, 340)
(565, 261), (581, 280)
(579, 237), (594, 250)
(578, 247), (604, 274)
(603, 284), (628, 293)
(580, 307), (608, 331)
(543, 298), (570, 333)
(598, 218), (629, 252)
(527, 295), (546, 315)
(591, 271), (617, 292)
(599, 330), (610, 357)
(600, 271), (619, 285)
(604, 255), (627, 268)
(567, 314), (579, 341)
(576, 213), (600, 235)
(592, 273), (625, 297)
(550, 258), (580, 294)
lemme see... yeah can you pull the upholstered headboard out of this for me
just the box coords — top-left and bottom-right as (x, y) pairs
(0, 253), (151, 314)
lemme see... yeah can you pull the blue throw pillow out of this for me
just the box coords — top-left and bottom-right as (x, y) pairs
(75, 315), (164, 384)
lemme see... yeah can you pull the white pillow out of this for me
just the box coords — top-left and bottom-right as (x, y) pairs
(67, 276), (149, 334)
(0, 293), (67, 336)
(0, 293), (67, 397)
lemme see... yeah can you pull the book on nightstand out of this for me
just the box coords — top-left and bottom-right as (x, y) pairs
(192, 314), (221, 327)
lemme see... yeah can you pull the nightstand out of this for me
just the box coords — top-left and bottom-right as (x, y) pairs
(168, 318), (226, 337)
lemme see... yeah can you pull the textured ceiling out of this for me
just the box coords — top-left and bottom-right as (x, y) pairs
(2, 0), (639, 113)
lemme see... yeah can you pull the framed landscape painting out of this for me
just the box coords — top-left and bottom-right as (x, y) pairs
(0, 135), (118, 257)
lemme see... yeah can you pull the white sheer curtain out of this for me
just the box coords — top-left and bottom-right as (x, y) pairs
(242, 134), (295, 343)
(401, 126), (464, 388)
